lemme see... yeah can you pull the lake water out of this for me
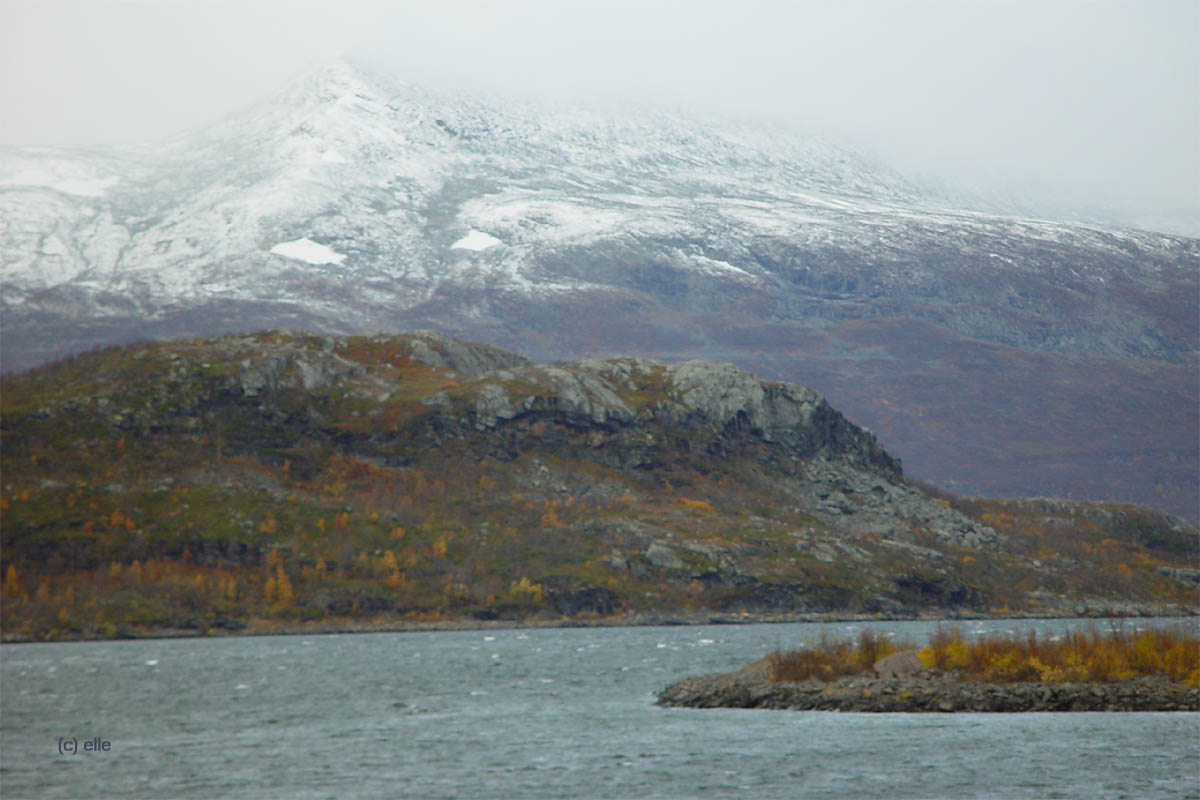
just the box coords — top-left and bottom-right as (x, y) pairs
(2, 618), (1197, 799)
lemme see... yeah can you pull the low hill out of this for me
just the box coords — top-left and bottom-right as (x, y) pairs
(1, 331), (1195, 640)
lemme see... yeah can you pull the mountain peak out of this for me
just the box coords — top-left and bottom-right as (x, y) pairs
(277, 58), (390, 111)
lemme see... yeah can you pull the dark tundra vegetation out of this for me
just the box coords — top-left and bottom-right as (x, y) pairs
(656, 625), (1200, 712)
(1, 330), (1197, 641)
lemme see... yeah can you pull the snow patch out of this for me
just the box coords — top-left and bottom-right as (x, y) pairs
(269, 237), (346, 265)
(0, 166), (118, 197)
(460, 193), (631, 244)
(450, 230), (502, 251)
(687, 253), (755, 280)
(320, 149), (349, 164)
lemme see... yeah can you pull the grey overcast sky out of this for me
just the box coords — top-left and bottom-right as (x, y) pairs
(2, 0), (1197, 233)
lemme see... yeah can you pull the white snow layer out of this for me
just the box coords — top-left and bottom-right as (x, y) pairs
(450, 230), (502, 251)
(269, 237), (347, 265)
(0, 165), (118, 197)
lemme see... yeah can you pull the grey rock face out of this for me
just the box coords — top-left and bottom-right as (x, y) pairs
(528, 365), (634, 425)
(238, 356), (289, 397)
(441, 347), (986, 554)
(784, 458), (1000, 549)
(236, 349), (365, 396)
(646, 360), (900, 476)
(467, 362), (634, 429)
(665, 360), (777, 425)
(657, 361), (824, 444)
(407, 331), (531, 377)
(453, 354), (906, 492)
(1157, 566), (1200, 589)
(473, 383), (517, 430)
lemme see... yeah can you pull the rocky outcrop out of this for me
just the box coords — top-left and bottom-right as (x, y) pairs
(441, 353), (991, 565)
(657, 668), (1200, 712)
(471, 364), (634, 430)
(1158, 566), (1200, 589)
(786, 458), (1000, 549)
(459, 356), (903, 481)
(656, 361), (902, 478)
(237, 351), (366, 395)
(233, 330), (529, 400)
(873, 650), (924, 679)
(406, 331), (531, 377)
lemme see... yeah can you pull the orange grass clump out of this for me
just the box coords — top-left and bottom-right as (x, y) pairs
(768, 625), (1200, 685)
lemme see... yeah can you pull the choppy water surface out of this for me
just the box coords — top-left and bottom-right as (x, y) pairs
(2, 618), (1198, 799)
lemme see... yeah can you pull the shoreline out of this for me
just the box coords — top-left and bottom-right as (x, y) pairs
(656, 663), (1200, 713)
(2, 607), (1196, 645)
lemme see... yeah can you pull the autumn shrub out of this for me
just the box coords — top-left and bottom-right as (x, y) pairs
(769, 642), (854, 682)
(918, 624), (1200, 684)
(770, 630), (913, 682)
(768, 625), (1199, 684)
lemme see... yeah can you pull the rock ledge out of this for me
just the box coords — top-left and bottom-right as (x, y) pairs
(656, 667), (1200, 712)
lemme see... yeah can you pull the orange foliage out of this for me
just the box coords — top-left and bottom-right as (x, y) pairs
(915, 626), (1199, 684)
(769, 626), (1199, 685)
(3, 564), (25, 598)
(539, 503), (563, 528)
(679, 497), (715, 514)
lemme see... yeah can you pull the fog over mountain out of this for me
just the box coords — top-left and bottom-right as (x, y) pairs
(3, 0), (1197, 235)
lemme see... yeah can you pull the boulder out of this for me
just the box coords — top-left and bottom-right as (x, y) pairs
(874, 650), (925, 679)
(646, 542), (684, 570)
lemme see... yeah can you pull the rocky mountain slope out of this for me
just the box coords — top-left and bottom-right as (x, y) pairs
(1, 60), (1196, 519)
(2, 332), (1195, 641)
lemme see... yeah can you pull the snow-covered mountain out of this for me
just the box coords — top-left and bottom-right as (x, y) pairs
(2, 60), (1196, 520)
(2, 60), (922, 308)
(2, 60), (1190, 350)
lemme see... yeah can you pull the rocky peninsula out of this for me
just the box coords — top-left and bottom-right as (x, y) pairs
(657, 653), (1200, 713)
